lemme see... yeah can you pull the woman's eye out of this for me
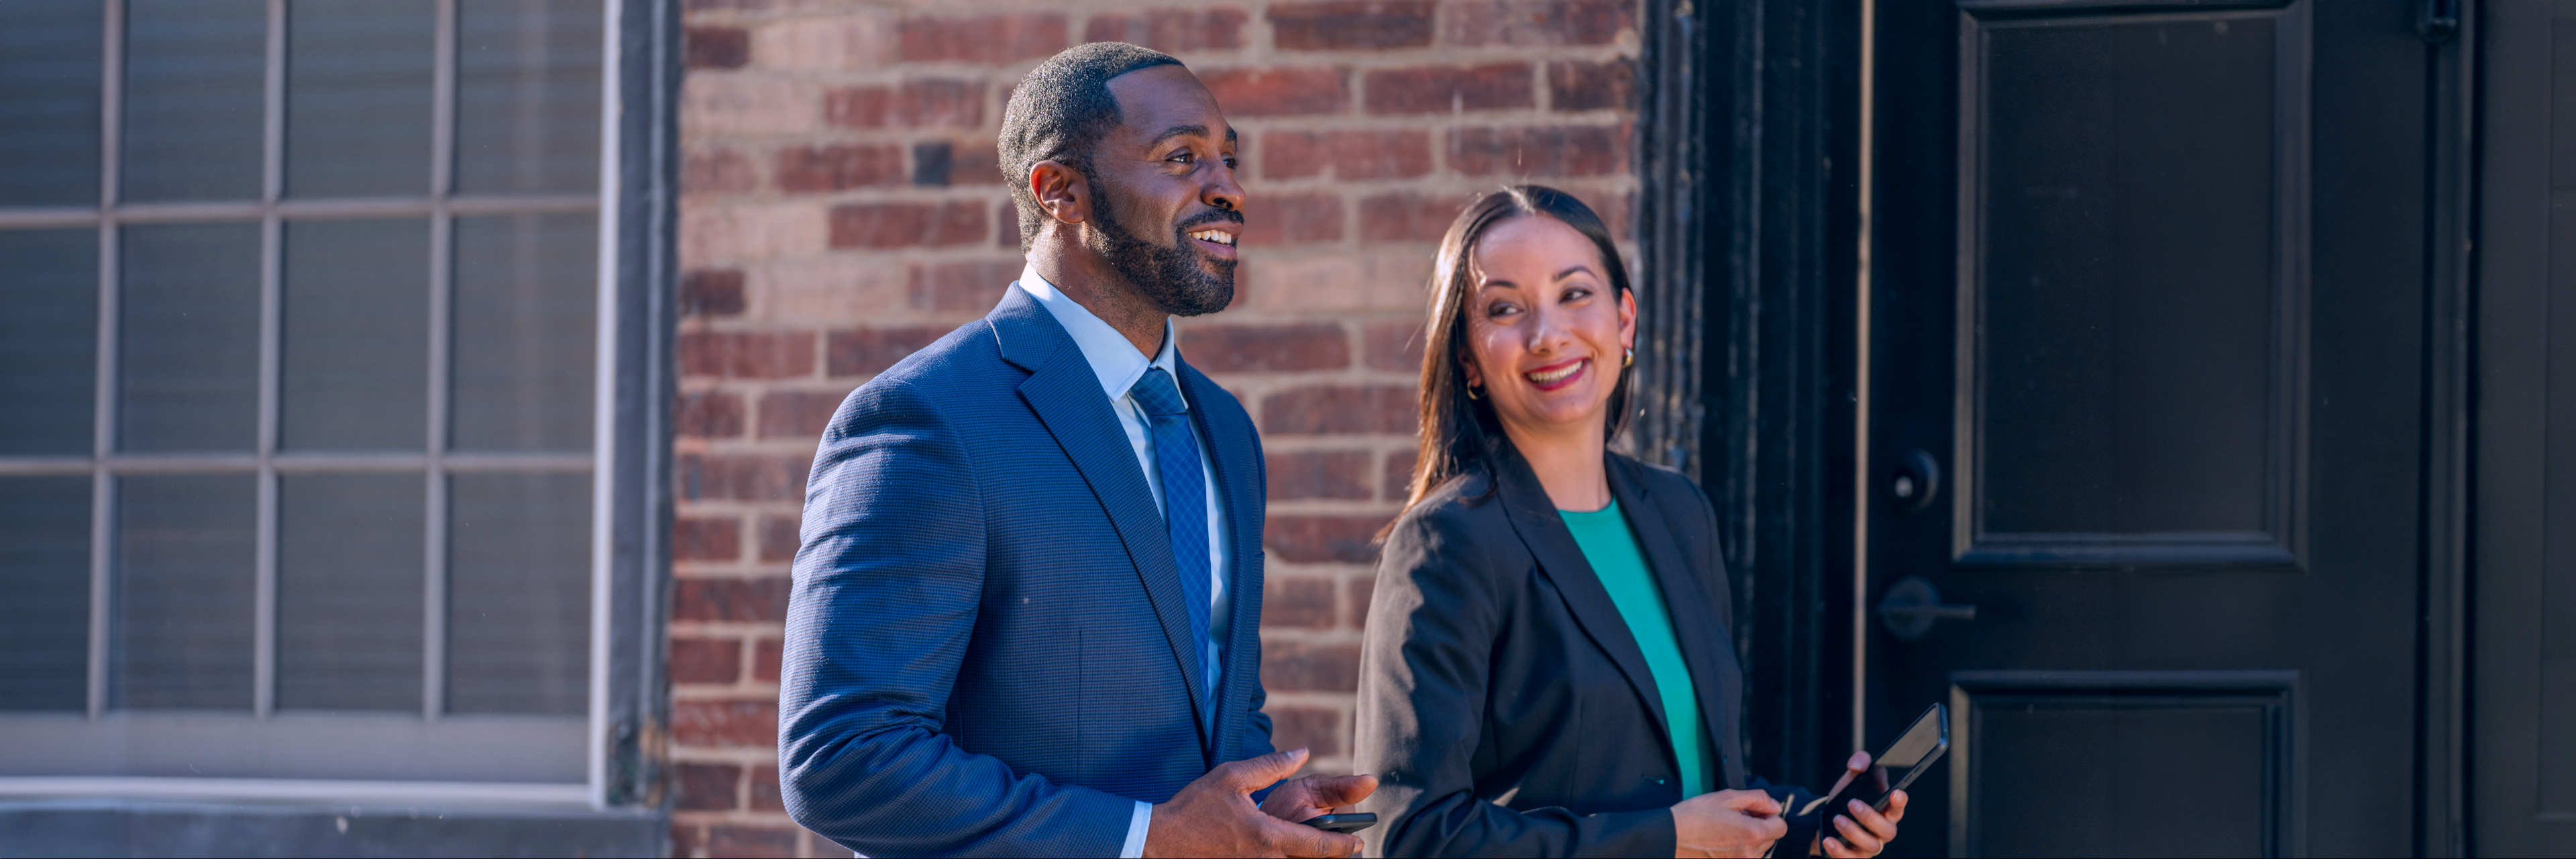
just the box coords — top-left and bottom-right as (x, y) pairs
(1486, 302), (1521, 318)
(1562, 286), (1594, 302)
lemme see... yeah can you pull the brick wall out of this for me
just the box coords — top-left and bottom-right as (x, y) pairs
(669, 0), (1638, 854)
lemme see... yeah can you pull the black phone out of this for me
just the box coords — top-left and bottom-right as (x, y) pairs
(1805, 702), (1948, 817)
(1298, 812), (1377, 834)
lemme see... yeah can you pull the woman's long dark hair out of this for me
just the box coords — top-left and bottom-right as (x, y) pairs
(1387, 185), (1635, 532)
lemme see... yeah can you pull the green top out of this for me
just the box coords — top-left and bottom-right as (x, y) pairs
(1558, 501), (1708, 797)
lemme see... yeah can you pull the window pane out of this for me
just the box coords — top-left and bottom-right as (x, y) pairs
(0, 1), (103, 207)
(284, 0), (434, 197)
(121, 222), (260, 452)
(0, 229), (97, 456)
(452, 213), (594, 452)
(281, 219), (428, 450)
(447, 472), (588, 714)
(277, 473), (423, 712)
(456, 0), (601, 195)
(115, 474), (255, 711)
(123, 0), (264, 203)
(0, 477), (91, 711)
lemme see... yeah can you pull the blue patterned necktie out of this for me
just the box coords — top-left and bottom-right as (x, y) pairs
(1127, 367), (1214, 701)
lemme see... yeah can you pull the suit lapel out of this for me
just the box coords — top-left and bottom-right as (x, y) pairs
(1179, 362), (1259, 764)
(992, 289), (1214, 747)
(1607, 457), (1747, 789)
(1493, 446), (1674, 746)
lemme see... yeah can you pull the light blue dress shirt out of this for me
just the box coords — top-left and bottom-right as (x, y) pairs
(1016, 264), (1232, 859)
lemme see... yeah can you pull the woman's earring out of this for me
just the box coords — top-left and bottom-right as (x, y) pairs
(1623, 347), (1634, 368)
(1466, 383), (1482, 401)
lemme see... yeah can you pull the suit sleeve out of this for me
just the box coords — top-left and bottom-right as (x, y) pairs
(777, 377), (1135, 858)
(1355, 504), (1674, 858)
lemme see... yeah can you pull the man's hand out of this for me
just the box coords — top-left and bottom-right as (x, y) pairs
(1813, 752), (1905, 859)
(1258, 765), (1379, 825)
(1672, 790), (1787, 858)
(1145, 749), (1370, 858)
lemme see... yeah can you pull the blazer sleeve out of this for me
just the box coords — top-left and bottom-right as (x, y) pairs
(1356, 503), (1675, 858)
(777, 377), (1136, 858)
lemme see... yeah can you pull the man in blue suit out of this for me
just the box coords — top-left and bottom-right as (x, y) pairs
(778, 42), (1375, 857)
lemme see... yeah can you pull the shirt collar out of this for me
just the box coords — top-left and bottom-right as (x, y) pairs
(1015, 261), (1184, 409)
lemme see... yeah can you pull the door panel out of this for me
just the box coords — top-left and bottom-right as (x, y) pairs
(2474, 1), (2576, 853)
(1868, 1), (2431, 854)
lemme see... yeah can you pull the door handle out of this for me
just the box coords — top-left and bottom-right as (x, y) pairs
(1876, 575), (1976, 642)
(1890, 450), (1940, 515)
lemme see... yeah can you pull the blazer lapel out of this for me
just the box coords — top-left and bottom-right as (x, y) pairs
(1607, 457), (1748, 789)
(1493, 445), (1674, 747)
(1179, 361), (1260, 764)
(992, 289), (1214, 746)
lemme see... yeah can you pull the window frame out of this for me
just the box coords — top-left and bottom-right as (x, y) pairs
(0, 0), (675, 811)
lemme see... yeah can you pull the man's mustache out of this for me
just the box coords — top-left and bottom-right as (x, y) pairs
(1175, 207), (1246, 231)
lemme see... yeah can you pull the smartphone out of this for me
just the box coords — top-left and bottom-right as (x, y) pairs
(1298, 813), (1377, 834)
(1806, 702), (1948, 816)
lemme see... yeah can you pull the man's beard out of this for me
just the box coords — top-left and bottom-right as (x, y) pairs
(1086, 187), (1239, 317)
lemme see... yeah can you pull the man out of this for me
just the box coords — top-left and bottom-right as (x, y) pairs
(777, 42), (1375, 858)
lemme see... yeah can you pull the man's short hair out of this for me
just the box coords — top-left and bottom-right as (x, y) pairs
(998, 42), (1186, 248)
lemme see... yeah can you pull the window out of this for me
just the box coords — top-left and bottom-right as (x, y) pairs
(0, 0), (654, 806)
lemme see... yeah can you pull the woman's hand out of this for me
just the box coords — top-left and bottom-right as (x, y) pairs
(1672, 789), (1787, 858)
(1818, 791), (1904, 858)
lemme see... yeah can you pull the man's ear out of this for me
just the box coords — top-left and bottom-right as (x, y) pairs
(1028, 160), (1091, 228)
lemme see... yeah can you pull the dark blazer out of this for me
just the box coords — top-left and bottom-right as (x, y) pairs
(1355, 444), (1815, 858)
(777, 286), (1273, 857)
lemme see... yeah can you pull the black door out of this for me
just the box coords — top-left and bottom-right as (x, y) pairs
(1864, 1), (2445, 854)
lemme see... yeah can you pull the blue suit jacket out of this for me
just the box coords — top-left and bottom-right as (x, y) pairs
(778, 286), (1275, 856)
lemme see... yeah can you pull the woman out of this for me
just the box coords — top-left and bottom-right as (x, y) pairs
(1354, 187), (1904, 858)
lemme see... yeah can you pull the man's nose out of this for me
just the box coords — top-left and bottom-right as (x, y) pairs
(1203, 160), (1244, 213)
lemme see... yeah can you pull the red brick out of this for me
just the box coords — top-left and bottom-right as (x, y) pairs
(1260, 130), (1432, 181)
(1261, 385), (1419, 435)
(1083, 8), (1248, 52)
(682, 150), (756, 195)
(1266, 704), (1344, 756)
(1364, 319), (1427, 372)
(673, 762), (741, 811)
(1200, 66), (1349, 117)
(1239, 192), (1344, 246)
(823, 79), (987, 130)
(676, 699), (780, 748)
(675, 391), (745, 440)
(673, 576), (794, 621)
(1267, 514), (1390, 564)
(1260, 639), (1362, 691)
(1180, 323), (1348, 372)
(685, 26), (749, 68)
(1348, 574), (1378, 627)
(1268, 1), (1434, 50)
(1444, 0), (1630, 46)
(677, 452), (812, 502)
(829, 201), (987, 248)
(754, 638), (784, 683)
(1549, 58), (1634, 111)
(773, 144), (904, 193)
(1383, 447), (1419, 501)
(1364, 63), (1533, 115)
(898, 13), (1067, 63)
(680, 268), (747, 317)
(826, 326), (949, 376)
(1448, 124), (1627, 176)
(672, 515), (743, 562)
(1267, 450), (1373, 501)
(680, 331), (816, 379)
(749, 764), (786, 812)
(704, 824), (799, 859)
(1358, 191), (1468, 243)
(953, 142), (1002, 186)
(669, 823), (702, 858)
(1263, 574), (1338, 627)
(757, 391), (844, 440)
(669, 637), (742, 685)
(759, 513), (801, 562)
(911, 260), (1020, 313)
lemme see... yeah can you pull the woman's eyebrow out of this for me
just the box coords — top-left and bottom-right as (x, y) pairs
(1552, 264), (1595, 282)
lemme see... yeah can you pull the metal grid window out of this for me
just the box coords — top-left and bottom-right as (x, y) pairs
(0, 0), (625, 802)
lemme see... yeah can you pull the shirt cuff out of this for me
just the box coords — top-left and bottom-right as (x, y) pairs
(1121, 799), (1152, 858)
